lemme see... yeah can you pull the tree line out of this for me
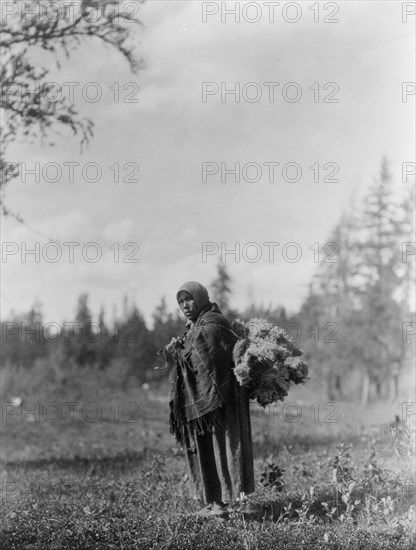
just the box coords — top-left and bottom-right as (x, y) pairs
(297, 159), (414, 404)
(1, 160), (415, 403)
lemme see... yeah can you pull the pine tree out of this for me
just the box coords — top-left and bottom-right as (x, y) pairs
(356, 159), (409, 403)
(95, 306), (114, 370)
(116, 305), (155, 383)
(301, 213), (357, 400)
(300, 159), (412, 404)
(211, 263), (233, 315)
(71, 293), (96, 367)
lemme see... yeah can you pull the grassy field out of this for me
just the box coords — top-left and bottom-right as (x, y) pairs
(1, 377), (415, 550)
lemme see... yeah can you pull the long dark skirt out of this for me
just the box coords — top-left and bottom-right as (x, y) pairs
(184, 382), (255, 505)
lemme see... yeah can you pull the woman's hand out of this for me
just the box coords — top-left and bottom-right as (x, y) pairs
(164, 337), (177, 355)
(156, 337), (183, 370)
(165, 337), (184, 355)
(155, 336), (185, 369)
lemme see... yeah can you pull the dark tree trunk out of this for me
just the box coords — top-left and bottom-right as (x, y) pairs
(335, 374), (343, 399)
(389, 361), (401, 402)
(327, 372), (337, 401)
(361, 370), (371, 406)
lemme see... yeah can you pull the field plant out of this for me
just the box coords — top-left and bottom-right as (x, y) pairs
(1, 376), (415, 550)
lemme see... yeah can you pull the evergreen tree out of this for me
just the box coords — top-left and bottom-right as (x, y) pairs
(301, 213), (357, 400)
(95, 306), (114, 370)
(356, 159), (410, 402)
(211, 263), (233, 315)
(116, 305), (155, 383)
(300, 159), (413, 403)
(152, 297), (183, 350)
(1, 301), (46, 368)
(68, 293), (96, 367)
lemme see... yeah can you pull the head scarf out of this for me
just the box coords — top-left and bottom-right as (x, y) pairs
(176, 281), (210, 313)
(171, 281), (233, 446)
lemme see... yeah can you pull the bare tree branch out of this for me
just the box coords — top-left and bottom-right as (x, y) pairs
(0, 0), (144, 215)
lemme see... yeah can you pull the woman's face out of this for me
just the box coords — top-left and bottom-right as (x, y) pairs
(178, 291), (199, 321)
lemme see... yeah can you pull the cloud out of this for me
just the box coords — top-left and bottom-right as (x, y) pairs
(2, 1), (413, 324)
(103, 218), (134, 242)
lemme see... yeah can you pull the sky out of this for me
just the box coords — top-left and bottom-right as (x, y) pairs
(1, 0), (415, 326)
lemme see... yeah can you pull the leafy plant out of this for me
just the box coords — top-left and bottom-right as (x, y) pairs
(260, 462), (285, 492)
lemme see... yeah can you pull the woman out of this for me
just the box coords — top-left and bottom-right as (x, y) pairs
(164, 281), (255, 518)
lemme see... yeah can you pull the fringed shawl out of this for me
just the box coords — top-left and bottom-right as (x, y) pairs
(169, 303), (237, 444)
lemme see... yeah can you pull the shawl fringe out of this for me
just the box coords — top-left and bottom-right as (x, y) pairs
(169, 405), (225, 445)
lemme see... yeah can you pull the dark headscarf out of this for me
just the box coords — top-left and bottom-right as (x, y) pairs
(176, 281), (211, 313)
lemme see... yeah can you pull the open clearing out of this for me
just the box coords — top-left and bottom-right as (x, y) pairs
(1, 384), (415, 549)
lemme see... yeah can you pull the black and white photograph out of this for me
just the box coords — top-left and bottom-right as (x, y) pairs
(1, 0), (415, 548)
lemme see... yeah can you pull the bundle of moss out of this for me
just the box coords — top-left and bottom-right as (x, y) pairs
(231, 318), (309, 406)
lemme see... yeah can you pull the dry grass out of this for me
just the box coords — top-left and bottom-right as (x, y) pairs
(0, 371), (415, 549)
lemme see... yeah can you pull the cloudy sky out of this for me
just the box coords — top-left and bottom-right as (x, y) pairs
(2, 0), (415, 325)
